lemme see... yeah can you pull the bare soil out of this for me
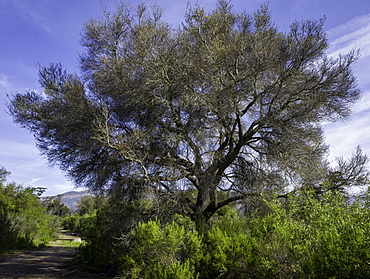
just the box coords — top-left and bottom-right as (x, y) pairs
(0, 230), (109, 279)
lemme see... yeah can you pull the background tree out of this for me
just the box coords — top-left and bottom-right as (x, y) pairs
(276, 146), (370, 202)
(42, 195), (71, 217)
(0, 167), (55, 253)
(77, 195), (106, 215)
(9, 1), (362, 221)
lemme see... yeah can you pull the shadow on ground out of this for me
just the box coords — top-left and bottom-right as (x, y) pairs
(0, 230), (109, 278)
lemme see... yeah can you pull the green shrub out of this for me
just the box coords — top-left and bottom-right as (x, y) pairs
(116, 192), (370, 279)
(119, 217), (202, 279)
(0, 180), (56, 253)
(61, 214), (81, 231)
(295, 192), (370, 278)
(248, 191), (370, 278)
(201, 214), (254, 278)
(75, 197), (169, 273)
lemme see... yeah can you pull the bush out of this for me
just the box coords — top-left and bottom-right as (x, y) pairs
(74, 197), (167, 273)
(120, 217), (201, 279)
(248, 191), (370, 278)
(294, 192), (370, 278)
(61, 214), (82, 231)
(0, 177), (56, 253)
(115, 191), (370, 278)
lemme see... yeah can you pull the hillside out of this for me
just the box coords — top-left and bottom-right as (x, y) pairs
(42, 190), (93, 212)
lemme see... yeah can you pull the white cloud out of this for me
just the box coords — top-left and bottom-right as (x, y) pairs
(324, 116), (370, 162)
(0, 140), (39, 159)
(0, 70), (38, 100)
(353, 90), (370, 114)
(0, 73), (14, 92)
(41, 182), (76, 197)
(327, 14), (370, 59)
(28, 177), (42, 184)
(328, 14), (370, 39)
(10, 0), (53, 35)
(323, 14), (370, 165)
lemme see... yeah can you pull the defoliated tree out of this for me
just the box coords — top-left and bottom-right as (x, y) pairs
(9, 1), (362, 221)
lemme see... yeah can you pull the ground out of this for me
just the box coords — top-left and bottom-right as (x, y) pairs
(0, 230), (110, 279)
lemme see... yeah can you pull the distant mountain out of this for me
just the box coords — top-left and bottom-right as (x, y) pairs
(42, 190), (93, 212)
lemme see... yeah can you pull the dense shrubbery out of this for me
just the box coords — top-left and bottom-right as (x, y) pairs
(2, 166), (368, 278)
(0, 167), (56, 253)
(73, 191), (370, 278)
(62, 197), (158, 272)
(6, 1), (369, 276)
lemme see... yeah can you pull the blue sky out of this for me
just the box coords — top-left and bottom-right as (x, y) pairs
(1, 0), (369, 196)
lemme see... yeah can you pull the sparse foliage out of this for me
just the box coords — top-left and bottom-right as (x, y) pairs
(9, 1), (363, 222)
(325, 146), (369, 193)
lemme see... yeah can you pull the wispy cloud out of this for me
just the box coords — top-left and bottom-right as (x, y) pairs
(353, 89), (370, 114)
(324, 114), (370, 161)
(28, 177), (42, 184)
(0, 73), (12, 92)
(0, 140), (76, 196)
(9, 0), (52, 35)
(0, 140), (39, 159)
(324, 14), (370, 162)
(327, 14), (370, 59)
(29, 169), (77, 196)
(41, 181), (76, 197)
(0, 69), (38, 98)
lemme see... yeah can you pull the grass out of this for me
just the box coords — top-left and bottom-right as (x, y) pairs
(48, 239), (84, 248)
(47, 228), (84, 248)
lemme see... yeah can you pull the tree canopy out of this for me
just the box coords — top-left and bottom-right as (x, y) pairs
(9, 1), (364, 220)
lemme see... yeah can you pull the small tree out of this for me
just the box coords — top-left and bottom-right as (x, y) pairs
(42, 196), (71, 217)
(277, 146), (370, 202)
(0, 167), (55, 252)
(9, 1), (362, 221)
(77, 195), (107, 216)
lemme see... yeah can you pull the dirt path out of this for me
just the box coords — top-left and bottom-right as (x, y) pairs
(0, 230), (107, 279)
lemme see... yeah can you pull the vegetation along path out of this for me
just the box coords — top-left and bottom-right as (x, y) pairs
(0, 229), (105, 279)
